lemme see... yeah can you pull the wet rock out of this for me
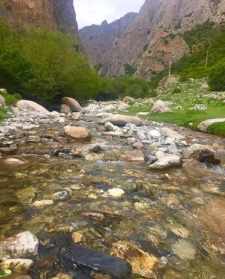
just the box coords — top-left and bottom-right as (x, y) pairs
(51, 273), (72, 279)
(62, 97), (82, 112)
(107, 188), (125, 198)
(53, 191), (70, 201)
(16, 187), (36, 204)
(148, 151), (181, 170)
(91, 272), (112, 279)
(16, 100), (49, 114)
(32, 200), (54, 208)
(198, 118), (225, 132)
(0, 231), (39, 258)
(172, 240), (196, 260)
(105, 114), (145, 127)
(0, 258), (33, 273)
(3, 158), (26, 167)
(61, 104), (71, 114)
(111, 241), (159, 278)
(72, 231), (84, 243)
(71, 112), (81, 120)
(161, 127), (184, 141)
(64, 126), (91, 141)
(151, 100), (172, 113)
(60, 244), (131, 279)
(121, 150), (144, 162)
(185, 144), (220, 165)
(167, 224), (190, 238)
(199, 198), (225, 239)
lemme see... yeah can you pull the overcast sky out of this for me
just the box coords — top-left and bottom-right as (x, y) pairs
(75, 0), (145, 29)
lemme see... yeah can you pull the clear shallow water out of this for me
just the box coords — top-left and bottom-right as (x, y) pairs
(1, 153), (225, 278)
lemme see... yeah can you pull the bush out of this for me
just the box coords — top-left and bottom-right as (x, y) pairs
(208, 60), (225, 91)
(0, 20), (102, 105)
(96, 76), (155, 100)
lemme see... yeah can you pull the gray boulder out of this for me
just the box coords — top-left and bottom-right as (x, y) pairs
(16, 100), (49, 114)
(62, 97), (82, 112)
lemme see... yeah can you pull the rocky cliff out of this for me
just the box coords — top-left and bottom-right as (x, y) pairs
(0, 0), (78, 35)
(80, 0), (225, 77)
(79, 12), (137, 75)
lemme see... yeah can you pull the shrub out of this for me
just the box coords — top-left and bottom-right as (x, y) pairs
(0, 20), (102, 105)
(208, 60), (225, 91)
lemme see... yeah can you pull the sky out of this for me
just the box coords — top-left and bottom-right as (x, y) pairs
(75, 0), (145, 29)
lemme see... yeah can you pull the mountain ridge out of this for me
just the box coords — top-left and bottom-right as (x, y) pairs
(0, 0), (78, 35)
(79, 0), (225, 78)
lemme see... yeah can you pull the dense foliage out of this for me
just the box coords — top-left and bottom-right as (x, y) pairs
(208, 60), (225, 91)
(0, 20), (155, 105)
(96, 76), (155, 101)
(0, 20), (102, 105)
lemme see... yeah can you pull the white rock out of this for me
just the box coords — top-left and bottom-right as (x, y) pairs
(198, 118), (225, 132)
(107, 188), (125, 198)
(33, 200), (54, 208)
(16, 100), (49, 114)
(0, 231), (39, 258)
(3, 158), (26, 167)
(105, 114), (145, 127)
(151, 100), (172, 113)
(148, 151), (181, 170)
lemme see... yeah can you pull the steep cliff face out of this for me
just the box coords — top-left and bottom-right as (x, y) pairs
(79, 12), (137, 74)
(0, 0), (78, 35)
(80, 0), (225, 77)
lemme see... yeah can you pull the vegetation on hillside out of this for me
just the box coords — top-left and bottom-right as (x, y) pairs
(0, 19), (155, 105)
(172, 22), (225, 90)
(0, 19), (103, 105)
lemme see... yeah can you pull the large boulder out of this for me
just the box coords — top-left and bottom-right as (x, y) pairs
(184, 144), (220, 165)
(151, 100), (172, 113)
(60, 244), (131, 278)
(198, 118), (225, 132)
(148, 151), (181, 170)
(0, 231), (39, 259)
(16, 100), (49, 114)
(105, 114), (145, 127)
(62, 97), (82, 112)
(64, 126), (91, 141)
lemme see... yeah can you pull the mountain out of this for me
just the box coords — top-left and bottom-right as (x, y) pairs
(0, 0), (78, 35)
(80, 0), (225, 78)
(79, 12), (137, 74)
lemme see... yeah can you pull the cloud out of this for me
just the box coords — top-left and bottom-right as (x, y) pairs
(75, 0), (144, 29)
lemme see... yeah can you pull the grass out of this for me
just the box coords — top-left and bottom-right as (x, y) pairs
(208, 122), (225, 136)
(127, 101), (225, 128)
(125, 79), (225, 136)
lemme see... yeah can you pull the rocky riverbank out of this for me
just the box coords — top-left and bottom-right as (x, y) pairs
(0, 98), (225, 278)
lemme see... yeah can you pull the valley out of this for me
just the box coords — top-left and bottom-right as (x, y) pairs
(0, 0), (225, 278)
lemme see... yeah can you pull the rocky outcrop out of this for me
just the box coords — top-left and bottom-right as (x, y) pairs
(80, 0), (225, 77)
(0, 0), (78, 35)
(79, 13), (137, 74)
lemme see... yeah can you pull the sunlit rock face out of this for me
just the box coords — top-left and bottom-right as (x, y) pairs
(0, 0), (78, 35)
(80, 0), (225, 77)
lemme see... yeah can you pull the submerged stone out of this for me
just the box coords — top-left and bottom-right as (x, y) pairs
(60, 244), (132, 279)
(111, 241), (159, 278)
